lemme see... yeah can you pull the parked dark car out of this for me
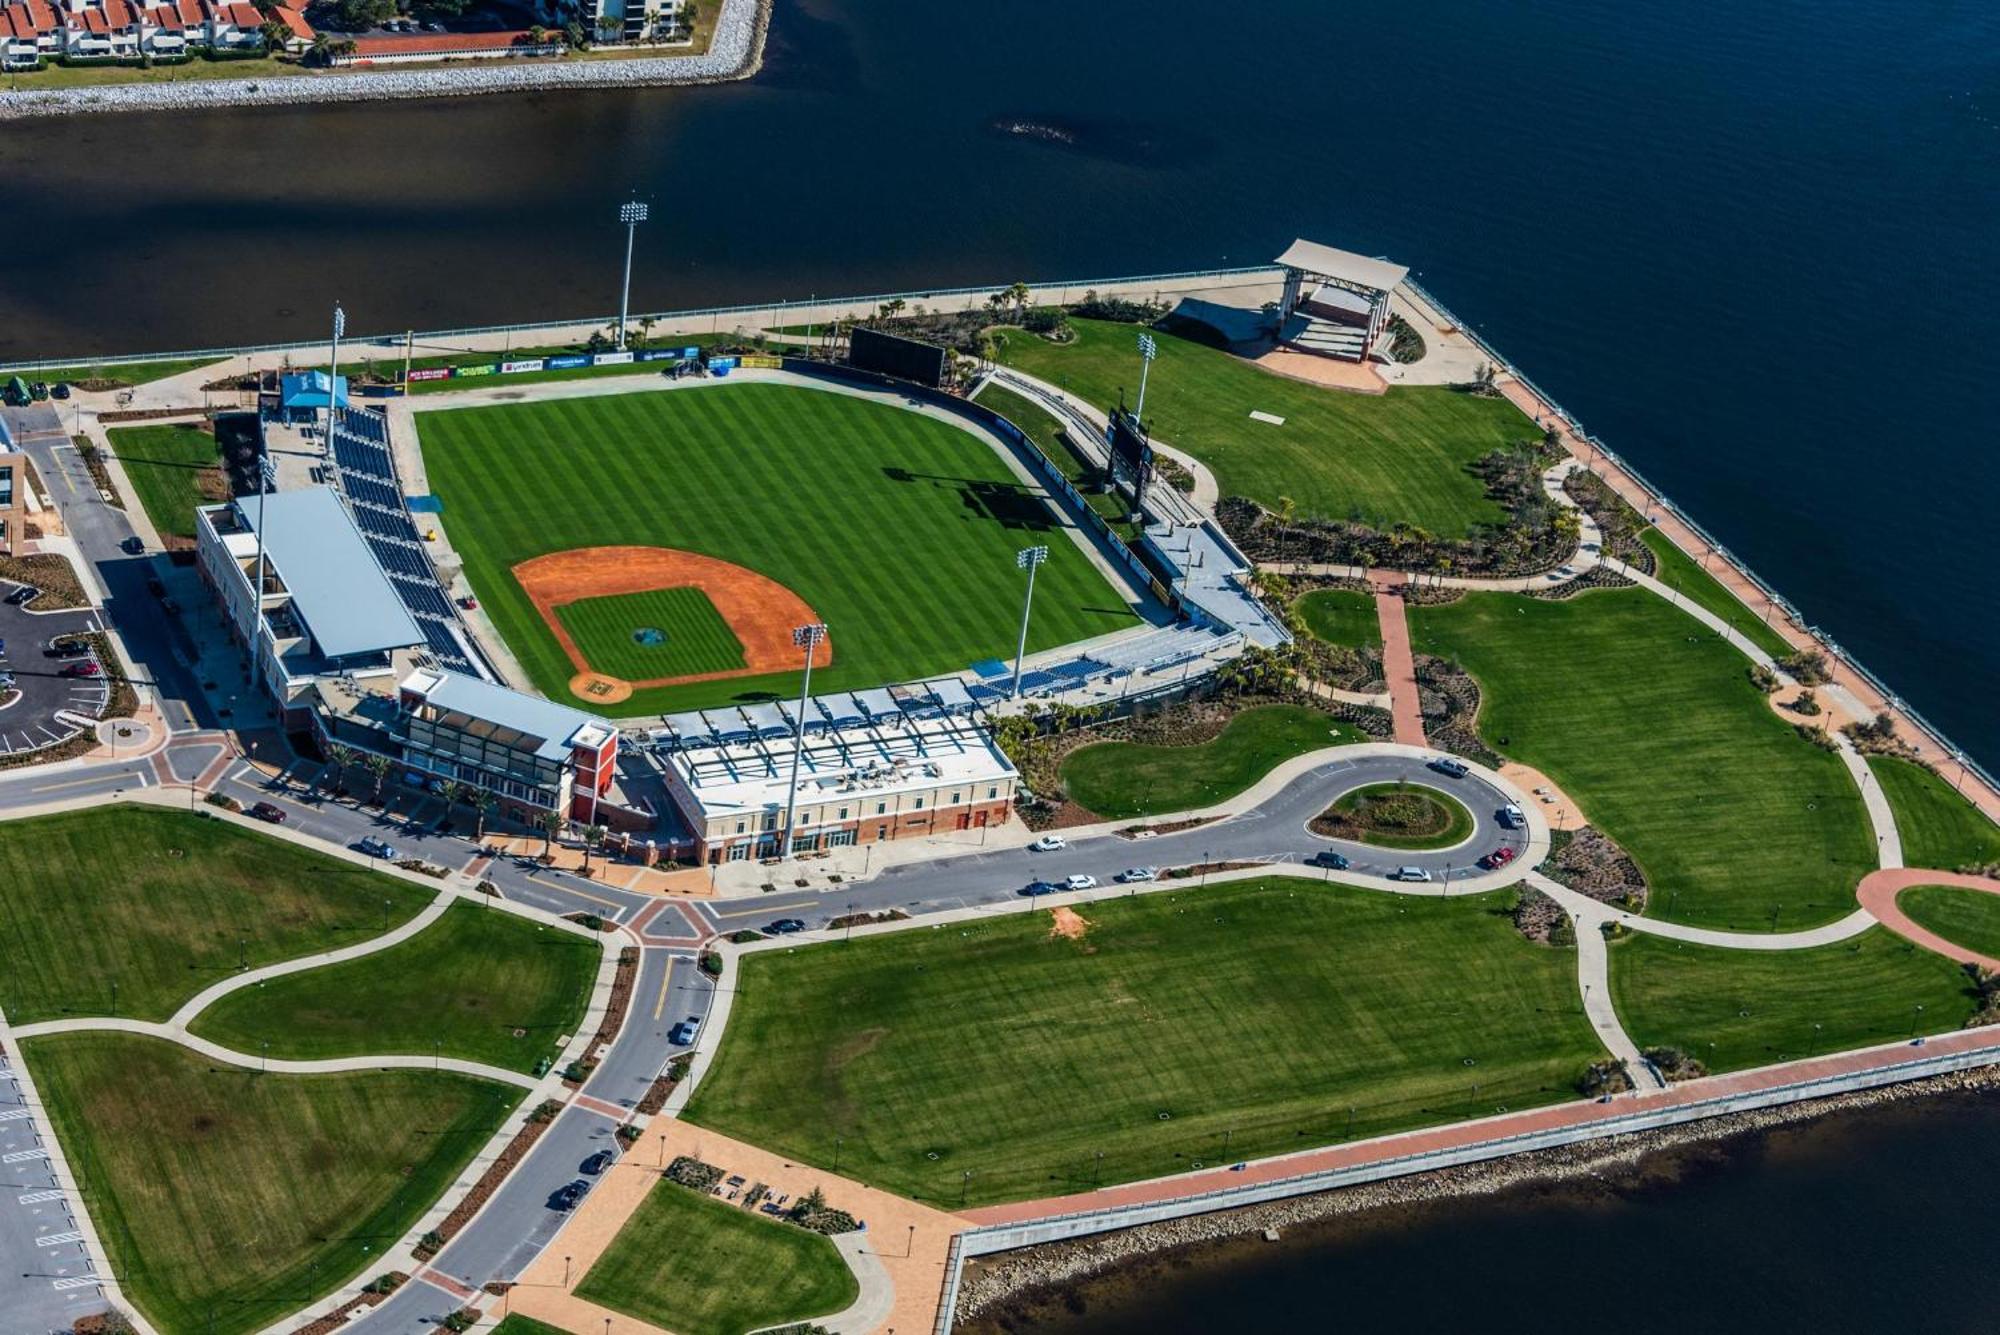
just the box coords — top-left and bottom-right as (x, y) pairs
(581, 1150), (615, 1176)
(765, 918), (806, 935)
(551, 1179), (589, 1211)
(51, 381), (70, 400)
(1427, 757), (1470, 778)
(247, 802), (287, 823)
(4, 585), (36, 606)
(45, 638), (90, 658)
(120, 535), (145, 554)
(1307, 849), (1350, 870)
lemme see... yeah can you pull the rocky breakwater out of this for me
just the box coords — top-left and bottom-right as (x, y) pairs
(0, 0), (766, 120)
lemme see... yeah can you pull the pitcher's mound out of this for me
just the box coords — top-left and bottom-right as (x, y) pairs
(569, 671), (634, 704)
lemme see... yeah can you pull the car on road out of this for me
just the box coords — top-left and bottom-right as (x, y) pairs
(1481, 846), (1517, 870)
(1021, 880), (1059, 897)
(1115, 866), (1158, 883)
(668, 1014), (703, 1046)
(551, 1179), (589, 1211)
(145, 574), (168, 599)
(60, 660), (101, 677)
(1428, 757), (1470, 778)
(1307, 849), (1350, 870)
(44, 637), (89, 658)
(580, 1150), (616, 1176)
(247, 802), (287, 823)
(1389, 865), (1433, 882)
(356, 837), (397, 859)
(51, 381), (70, 400)
(765, 918), (806, 934)
(119, 535), (144, 554)
(1030, 834), (1067, 852)
(1065, 873), (1098, 891)
(3, 585), (35, 606)
(1496, 803), (1526, 830)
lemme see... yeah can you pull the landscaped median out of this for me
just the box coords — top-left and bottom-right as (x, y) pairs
(18, 1031), (518, 1335)
(684, 878), (1605, 1208)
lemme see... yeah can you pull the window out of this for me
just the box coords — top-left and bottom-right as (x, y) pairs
(838, 806), (849, 820)
(987, 786), (998, 799)
(735, 820), (746, 834)
(950, 790), (961, 805)
(875, 802), (886, 815)
(913, 796), (924, 810)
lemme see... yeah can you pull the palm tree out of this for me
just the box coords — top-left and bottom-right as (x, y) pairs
(1275, 496), (1296, 571)
(433, 779), (464, 827)
(362, 752), (392, 805)
(324, 742), (357, 796)
(470, 789), (498, 841)
(1007, 282), (1032, 322)
(579, 823), (609, 872)
(538, 809), (565, 859)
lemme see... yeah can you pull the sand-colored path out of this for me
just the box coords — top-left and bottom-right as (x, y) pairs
(1856, 869), (2000, 971)
(1368, 570), (1427, 747)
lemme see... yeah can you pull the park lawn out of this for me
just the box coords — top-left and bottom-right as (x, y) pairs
(107, 423), (224, 544)
(417, 382), (1140, 715)
(577, 1181), (858, 1335)
(1294, 587), (1381, 650)
(0, 356), (224, 387)
(684, 878), (1605, 1207)
(557, 587), (746, 681)
(1866, 755), (2000, 870)
(1318, 782), (1475, 850)
(188, 903), (599, 1074)
(1412, 587), (1875, 930)
(974, 380), (1134, 536)
(0, 807), (434, 1025)
(1901, 885), (2000, 961)
(1060, 704), (1359, 819)
(1609, 928), (1978, 1074)
(1, 55), (305, 90)
(995, 317), (1532, 536)
(491, 1320), (570, 1335)
(1639, 528), (1793, 660)
(20, 1032), (517, 1335)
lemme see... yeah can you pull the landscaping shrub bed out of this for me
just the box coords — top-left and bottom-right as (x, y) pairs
(1541, 825), (1649, 913)
(1413, 653), (1500, 767)
(1562, 469), (1654, 572)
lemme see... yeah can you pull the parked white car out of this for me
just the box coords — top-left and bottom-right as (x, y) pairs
(1116, 866), (1159, 883)
(1390, 866), (1433, 883)
(1065, 873), (1098, 891)
(1031, 834), (1067, 852)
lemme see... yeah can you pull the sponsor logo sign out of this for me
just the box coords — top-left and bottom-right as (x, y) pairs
(707, 357), (739, 372)
(502, 359), (545, 374)
(682, 345), (700, 359)
(454, 363), (497, 378)
(545, 354), (591, 370)
(637, 349), (678, 363)
(405, 367), (451, 382)
(593, 351), (635, 367)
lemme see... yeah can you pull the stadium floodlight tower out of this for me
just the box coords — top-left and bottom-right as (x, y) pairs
(1134, 332), (1158, 421)
(324, 302), (346, 451)
(779, 622), (829, 859)
(616, 200), (649, 351)
(1010, 545), (1050, 699)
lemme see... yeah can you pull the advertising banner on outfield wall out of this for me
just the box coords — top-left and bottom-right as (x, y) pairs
(546, 354), (591, 370)
(637, 349), (679, 363)
(592, 351), (634, 367)
(405, 367), (451, 382)
(455, 363), (497, 378)
(502, 359), (545, 374)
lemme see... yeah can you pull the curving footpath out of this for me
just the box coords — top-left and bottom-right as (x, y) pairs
(1855, 869), (2000, 971)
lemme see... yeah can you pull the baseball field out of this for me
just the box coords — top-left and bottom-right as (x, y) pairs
(416, 381), (1145, 715)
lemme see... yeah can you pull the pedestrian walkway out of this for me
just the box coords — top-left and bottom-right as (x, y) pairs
(1368, 570), (1426, 746)
(1855, 869), (2000, 971)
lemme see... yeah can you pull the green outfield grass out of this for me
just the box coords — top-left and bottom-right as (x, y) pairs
(1639, 528), (1793, 659)
(577, 1181), (858, 1335)
(1059, 704), (1360, 819)
(107, 423), (222, 544)
(1900, 885), (2000, 961)
(1412, 588), (1875, 930)
(683, 878), (1604, 1207)
(20, 1032), (517, 1335)
(189, 903), (599, 1073)
(557, 586), (746, 681)
(1610, 929), (1978, 1073)
(1866, 755), (2000, 870)
(1294, 587), (1382, 650)
(0, 807), (433, 1025)
(995, 318), (1532, 536)
(417, 383), (1141, 714)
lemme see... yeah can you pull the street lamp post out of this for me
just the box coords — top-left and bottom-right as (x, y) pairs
(1009, 545), (1049, 699)
(779, 622), (828, 859)
(1134, 333), (1158, 421)
(616, 201), (649, 350)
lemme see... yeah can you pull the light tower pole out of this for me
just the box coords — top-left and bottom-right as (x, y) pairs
(1134, 332), (1157, 421)
(1010, 545), (1049, 699)
(616, 200), (649, 350)
(325, 302), (345, 449)
(779, 622), (828, 859)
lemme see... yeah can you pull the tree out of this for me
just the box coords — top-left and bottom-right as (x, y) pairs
(594, 12), (622, 43)
(1007, 281), (1032, 322)
(563, 17), (587, 47)
(362, 752), (393, 804)
(433, 778), (464, 817)
(324, 742), (357, 795)
(1275, 495), (1296, 570)
(470, 788), (498, 840)
(579, 822), (609, 871)
(538, 808), (566, 857)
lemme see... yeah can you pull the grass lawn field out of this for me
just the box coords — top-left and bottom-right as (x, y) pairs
(1900, 885), (2000, 961)
(1060, 704), (1359, 819)
(557, 587), (746, 681)
(0, 807), (434, 1025)
(972, 381), (1135, 535)
(491, 1320), (570, 1335)
(107, 423), (224, 544)
(1315, 782), (1475, 850)
(684, 878), (1604, 1207)
(1294, 587), (1381, 650)
(1412, 588), (1875, 930)
(418, 382), (1141, 714)
(1610, 929), (1978, 1073)
(577, 1181), (858, 1335)
(1639, 529), (1793, 660)
(21, 1032), (516, 1335)
(995, 318), (1533, 536)
(189, 903), (599, 1073)
(0, 356), (223, 388)
(1866, 755), (2000, 870)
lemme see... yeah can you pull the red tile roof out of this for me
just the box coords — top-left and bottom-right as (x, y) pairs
(81, 8), (107, 33)
(23, 0), (52, 29)
(347, 28), (554, 57)
(270, 1), (310, 38)
(173, 0), (198, 22)
(220, 0), (258, 25)
(102, 0), (133, 29)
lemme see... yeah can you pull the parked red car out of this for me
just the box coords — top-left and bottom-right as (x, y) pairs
(60, 660), (100, 678)
(248, 802), (287, 824)
(1481, 846), (1517, 870)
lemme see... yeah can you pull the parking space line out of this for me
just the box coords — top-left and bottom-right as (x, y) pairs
(17, 1190), (64, 1204)
(35, 1231), (84, 1247)
(51, 1277), (101, 1291)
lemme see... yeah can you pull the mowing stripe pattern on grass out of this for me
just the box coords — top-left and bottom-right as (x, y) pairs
(1059, 704), (1360, 819)
(417, 382), (1140, 715)
(555, 586), (746, 681)
(1865, 755), (2000, 870)
(107, 423), (223, 545)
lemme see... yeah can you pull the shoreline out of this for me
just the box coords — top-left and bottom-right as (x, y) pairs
(955, 1064), (2000, 1327)
(0, 0), (769, 121)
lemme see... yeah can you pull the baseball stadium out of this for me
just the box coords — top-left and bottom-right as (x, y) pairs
(409, 376), (1159, 720)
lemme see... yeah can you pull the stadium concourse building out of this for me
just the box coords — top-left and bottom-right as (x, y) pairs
(195, 486), (623, 826)
(643, 682), (1018, 862)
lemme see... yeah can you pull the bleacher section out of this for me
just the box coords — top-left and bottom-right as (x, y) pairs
(963, 624), (1240, 704)
(324, 406), (488, 679)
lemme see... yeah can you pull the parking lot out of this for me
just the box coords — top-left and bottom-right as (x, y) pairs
(0, 1048), (108, 1333)
(0, 583), (110, 758)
